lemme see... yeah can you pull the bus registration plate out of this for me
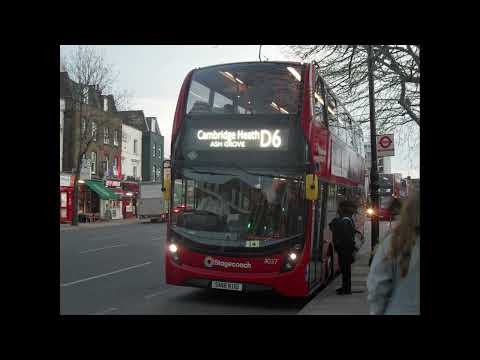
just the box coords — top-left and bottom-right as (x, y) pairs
(211, 281), (243, 292)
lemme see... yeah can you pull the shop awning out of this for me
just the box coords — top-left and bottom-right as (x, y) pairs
(84, 180), (120, 200)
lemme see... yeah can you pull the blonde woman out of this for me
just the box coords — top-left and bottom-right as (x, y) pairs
(367, 189), (420, 315)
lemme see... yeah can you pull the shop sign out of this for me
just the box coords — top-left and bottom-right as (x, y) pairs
(60, 174), (75, 187)
(106, 180), (121, 187)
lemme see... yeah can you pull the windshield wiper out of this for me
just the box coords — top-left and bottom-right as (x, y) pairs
(228, 164), (302, 180)
(188, 167), (239, 177)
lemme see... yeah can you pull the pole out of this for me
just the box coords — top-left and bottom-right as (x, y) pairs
(367, 45), (379, 264)
(71, 101), (83, 226)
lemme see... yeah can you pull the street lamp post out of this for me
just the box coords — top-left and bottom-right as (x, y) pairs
(367, 45), (380, 264)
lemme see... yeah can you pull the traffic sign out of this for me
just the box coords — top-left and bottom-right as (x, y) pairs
(376, 134), (394, 157)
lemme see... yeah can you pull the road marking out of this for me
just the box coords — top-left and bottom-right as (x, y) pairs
(91, 307), (118, 315)
(80, 244), (128, 254)
(60, 261), (152, 288)
(144, 288), (170, 300)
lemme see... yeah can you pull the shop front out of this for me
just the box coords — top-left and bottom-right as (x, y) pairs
(84, 179), (122, 220)
(60, 173), (75, 223)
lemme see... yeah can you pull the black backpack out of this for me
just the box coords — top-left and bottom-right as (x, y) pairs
(342, 217), (365, 251)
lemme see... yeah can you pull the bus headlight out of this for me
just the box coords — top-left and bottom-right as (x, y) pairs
(282, 244), (302, 272)
(169, 244), (178, 253)
(168, 243), (181, 263)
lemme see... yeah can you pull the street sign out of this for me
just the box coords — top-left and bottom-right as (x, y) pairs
(376, 134), (394, 157)
(60, 174), (74, 187)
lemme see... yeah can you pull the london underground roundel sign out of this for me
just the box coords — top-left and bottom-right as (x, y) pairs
(380, 136), (392, 148)
(376, 134), (394, 157)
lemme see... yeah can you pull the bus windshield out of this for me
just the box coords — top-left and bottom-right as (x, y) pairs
(185, 63), (303, 116)
(378, 174), (393, 188)
(379, 195), (392, 209)
(171, 167), (306, 249)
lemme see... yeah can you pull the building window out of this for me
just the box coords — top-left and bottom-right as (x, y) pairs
(133, 166), (137, 178)
(134, 139), (138, 154)
(81, 118), (86, 135)
(91, 152), (96, 174)
(104, 128), (110, 144)
(113, 157), (118, 177)
(103, 157), (109, 172)
(153, 143), (156, 157)
(114, 130), (118, 146)
(92, 121), (97, 141)
(314, 73), (325, 125)
(104, 98), (108, 111)
(153, 165), (157, 181)
(82, 87), (89, 104)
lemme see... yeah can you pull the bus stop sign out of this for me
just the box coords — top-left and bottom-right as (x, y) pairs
(376, 134), (394, 157)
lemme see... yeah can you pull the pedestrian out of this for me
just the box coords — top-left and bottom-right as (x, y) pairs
(329, 200), (357, 295)
(389, 197), (402, 222)
(367, 189), (420, 315)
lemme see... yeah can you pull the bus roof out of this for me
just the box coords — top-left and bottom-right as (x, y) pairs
(194, 61), (304, 71)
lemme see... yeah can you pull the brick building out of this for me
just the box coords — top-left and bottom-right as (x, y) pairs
(60, 71), (124, 220)
(60, 71), (122, 180)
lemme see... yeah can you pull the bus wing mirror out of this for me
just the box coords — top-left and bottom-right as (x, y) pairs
(305, 174), (318, 201)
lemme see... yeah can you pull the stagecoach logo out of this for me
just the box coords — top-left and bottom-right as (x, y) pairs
(204, 256), (252, 269)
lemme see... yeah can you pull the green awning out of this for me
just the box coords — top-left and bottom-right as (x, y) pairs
(84, 180), (119, 200)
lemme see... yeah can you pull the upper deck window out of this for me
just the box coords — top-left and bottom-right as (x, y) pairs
(186, 63), (303, 116)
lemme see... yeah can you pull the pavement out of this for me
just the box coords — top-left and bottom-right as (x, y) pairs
(298, 220), (394, 315)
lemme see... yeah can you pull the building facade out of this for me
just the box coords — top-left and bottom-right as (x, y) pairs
(144, 117), (164, 182)
(60, 98), (65, 172)
(60, 71), (123, 180)
(364, 143), (391, 175)
(116, 111), (164, 182)
(364, 142), (392, 196)
(60, 71), (124, 221)
(121, 124), (142, 181)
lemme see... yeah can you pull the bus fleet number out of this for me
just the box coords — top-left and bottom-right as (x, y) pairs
(264, 258), (278, 265)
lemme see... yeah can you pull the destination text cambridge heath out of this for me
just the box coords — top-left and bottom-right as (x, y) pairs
(196, 129), (282, 148)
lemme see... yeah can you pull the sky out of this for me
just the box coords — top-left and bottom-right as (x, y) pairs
(60, 45), (419, 178)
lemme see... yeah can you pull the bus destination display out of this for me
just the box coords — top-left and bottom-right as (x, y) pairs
(188, 128), (289, 151)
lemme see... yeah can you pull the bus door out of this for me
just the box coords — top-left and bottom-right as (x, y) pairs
(309, 180), (325, 287)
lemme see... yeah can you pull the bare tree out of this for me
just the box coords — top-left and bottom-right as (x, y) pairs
(112, 88), (135, 111)
(62, 45), (130, 226)
(287, 45), (420, 133)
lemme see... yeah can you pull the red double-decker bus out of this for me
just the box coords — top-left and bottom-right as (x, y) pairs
(164, 61), (366, 297)
(378, 173), (402, 220)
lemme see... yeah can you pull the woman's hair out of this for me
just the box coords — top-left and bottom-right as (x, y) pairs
(387, 189), (420, 277)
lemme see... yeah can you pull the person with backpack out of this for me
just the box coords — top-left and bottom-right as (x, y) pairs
(329, 200), (358, 295)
